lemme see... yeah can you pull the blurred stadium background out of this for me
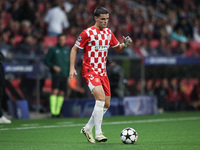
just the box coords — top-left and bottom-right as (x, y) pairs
(1, 0), (200, 119)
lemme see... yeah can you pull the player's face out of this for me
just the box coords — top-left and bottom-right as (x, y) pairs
(95, 14), (109, 29)
(58, 35), (66, 46)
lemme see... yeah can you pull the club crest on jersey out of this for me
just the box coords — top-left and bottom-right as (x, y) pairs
(77, 36), (82, 41)
(95, 78), (100, 83)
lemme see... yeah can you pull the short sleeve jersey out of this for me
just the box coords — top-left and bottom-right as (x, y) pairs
(75, 26), (119, 76)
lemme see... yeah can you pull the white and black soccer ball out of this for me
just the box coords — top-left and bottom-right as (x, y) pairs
(120, 127), (138, 144)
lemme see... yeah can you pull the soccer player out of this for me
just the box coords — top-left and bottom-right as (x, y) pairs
(69, 7), (132, 143)
(45, 33), (70, 117)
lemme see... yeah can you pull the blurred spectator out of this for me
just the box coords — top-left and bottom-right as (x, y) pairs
(14, 35), (36, 55)
(19, 20), (32, 37)
(0, 31), (12, 58)
(173, 16), (193, 39)
(146, 40), (160, 56)
(179, 78), (195, 110)
(193, 26), (200, 42)
(18, 0), (35, 24)
(63, 1), (74, 13)
(133, 80), (145, 96)
(170, 28), (189, 42)
(171, 41), (185, 56)
(153, 18), (164, 39)
(157, 37), (171, 56)
(138, 40), (149, 57)
(107, 60), (125, 98)
(166, 78), (183, 111)
(154, 78), (169, 112)
(44, 1), (70, 36)
(144, 79), (154, 96)
(133, 39), (145, 57)
(7, 1), (20, 21)
(190, 80), (200, 110)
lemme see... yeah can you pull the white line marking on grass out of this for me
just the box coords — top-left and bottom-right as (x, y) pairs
(56, 122), (73, 125)
(0, 116), (200, 131)
(103, 117), (200, 125)
(21, 124), (39, 127)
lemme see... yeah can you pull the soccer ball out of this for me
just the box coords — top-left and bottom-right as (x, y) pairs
(120, 127), (138, 144)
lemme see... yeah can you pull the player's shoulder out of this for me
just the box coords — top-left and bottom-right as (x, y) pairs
(84, 26), (96, 33)
(80, 26), (95, 36)
(49, 45), (58, 51)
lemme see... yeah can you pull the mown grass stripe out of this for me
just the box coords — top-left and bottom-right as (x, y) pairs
(0, 116), (199, 131)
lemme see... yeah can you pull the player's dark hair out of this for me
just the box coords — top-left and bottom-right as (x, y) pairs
(94, 7), (108, 17)
(57, 33), (66, 39)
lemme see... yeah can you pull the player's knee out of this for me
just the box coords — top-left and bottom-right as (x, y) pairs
(97, 96), (105, 101)
(93, 88), (106, 101)
(58, 91), (65, 97)
(52, 89), (59, 95)
(104, 102), (110, 108)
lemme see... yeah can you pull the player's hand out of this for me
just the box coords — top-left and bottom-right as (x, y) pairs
(53, 65), (61, 73)
(123, 36), (132, 47)
(69, 69), (77, 83)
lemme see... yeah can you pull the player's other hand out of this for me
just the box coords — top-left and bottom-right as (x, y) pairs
(123, 36), (132, 47)
(53, 65), (61, 73)
(69, 69), (77, 82)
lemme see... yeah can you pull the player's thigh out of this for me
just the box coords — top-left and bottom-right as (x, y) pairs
(101, 75), (111, 97)
(92, 85), (105, 101)
(83, 71), (105, 101)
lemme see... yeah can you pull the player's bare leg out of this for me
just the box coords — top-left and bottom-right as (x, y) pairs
(81, 85), (107, 143)
(92, 86), (108, 142)
(103, 96), (110, 114)
(84, 96), (110, 137)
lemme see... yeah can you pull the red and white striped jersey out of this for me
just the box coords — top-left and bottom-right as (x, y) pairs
(75, 26), (119, 76)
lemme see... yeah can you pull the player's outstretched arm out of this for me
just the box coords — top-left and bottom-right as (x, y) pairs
(114, 36), (132, 53)
(69, 45), (78, 82)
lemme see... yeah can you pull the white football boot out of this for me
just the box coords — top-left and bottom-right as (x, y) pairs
(0, 116), (11, 124)
(81, 127), (95, 143)
(95, 133), (108, 142)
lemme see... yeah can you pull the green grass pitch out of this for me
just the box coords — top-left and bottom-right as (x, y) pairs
(0, 111), (200, 150)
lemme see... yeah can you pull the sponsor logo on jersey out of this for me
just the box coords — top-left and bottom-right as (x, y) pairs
(95, 45), (109, 51)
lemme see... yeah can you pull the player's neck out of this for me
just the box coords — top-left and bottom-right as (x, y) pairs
(94, 24), (104, 30)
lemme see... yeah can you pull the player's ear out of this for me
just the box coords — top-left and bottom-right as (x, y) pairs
(94, 16), (98, 21)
